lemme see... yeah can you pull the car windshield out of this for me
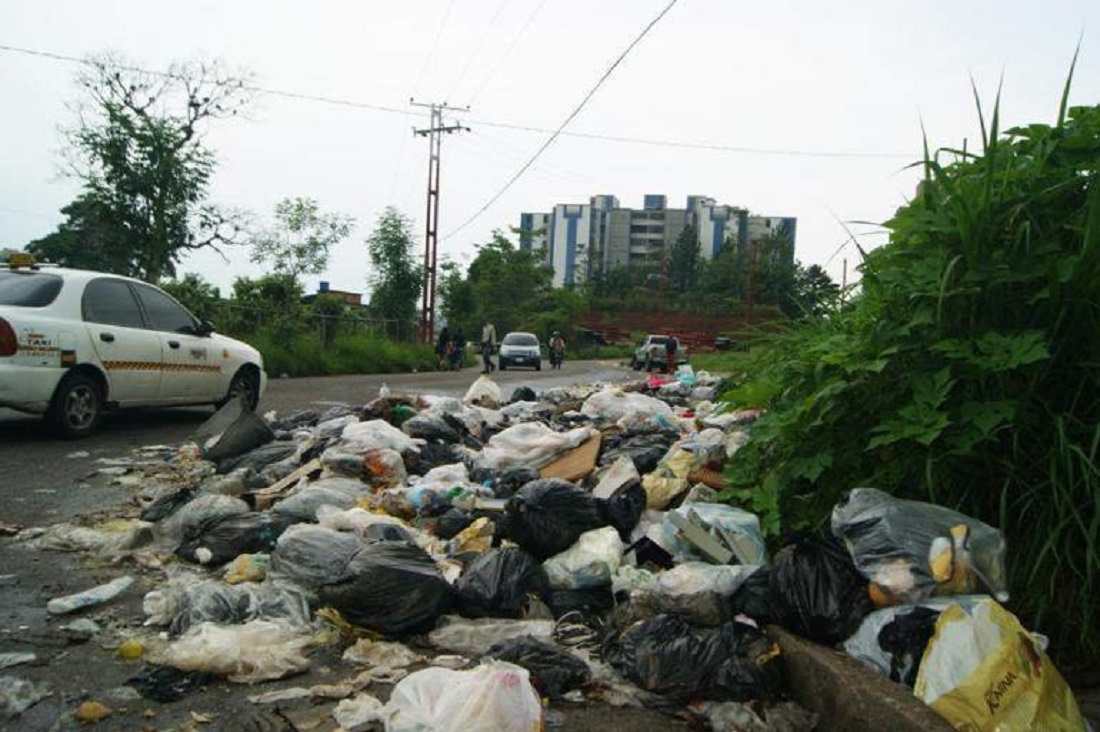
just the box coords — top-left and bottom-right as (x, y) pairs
(0, 271), (63, 307)
(648, 336), (668, 345)
(503, 333), (538, 346)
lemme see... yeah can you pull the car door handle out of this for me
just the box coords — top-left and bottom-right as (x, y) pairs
(99, 332), (115, 343)
(168, 340), (180, 349)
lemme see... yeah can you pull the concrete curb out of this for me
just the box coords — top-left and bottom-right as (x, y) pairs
(768, 625), (953, 732)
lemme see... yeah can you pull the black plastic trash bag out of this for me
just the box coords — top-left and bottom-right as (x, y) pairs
(269, 524), (362, 591)
(599, 482), (646, 541)
(319, 541), (454, 636)
(500, 479), (606, 560)
(542, 586), (614, 618)
(455, 547), (548, 618)
(598, 433), (674, 475)
(408, 442), (468, 476)
(156, 579), (311, 637)
(729, 566), (773, 624)
(485, 636), (590, 698)
(195, 398), (274, 463)
(140, 487), (195, 523)
(402, 413), (460, 443)
(768, 535), (872, 644)
(601, 614), (781, 702)
(176, 513), (291, 566)
(126, 665), (216, 703)
(217, 441), (298, 475)
(497, 466), (542, 498)
(878, 606), (941, 686)
(510, 386), (537, 404)
(269, 409), (320, 433)
(436, 508), (475, 540)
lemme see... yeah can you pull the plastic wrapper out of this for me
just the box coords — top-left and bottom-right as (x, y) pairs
(641, 447), (694, 509)
(499, 479), (607, 560)
(463, 375), (503, 407)
(543, 526), (624, 590)
(477, 423), (599, 473)
(272, 477), (372, 521)
(333, 693), (385, 732)
(662, 502), (767, 566)
(269, 524), (362, 592)
(143, 577), (311, 636)
(176, 512), (291, 566)
(500, 401), (539, 422)
(21, 520), (152, 554)
(385, 661), (542, 732)
(914, 599), (1086, 731)
(602, 614), (782, 702)
(632, 563), (761, 626)
(340, 419), (419, 455)
(831, 488), (1008, 607)
(447, 516), (495, 555)
(428, 616), (556, 656)
(320, 446), (407, 486)
(318, 541), (454, 636)
(580, 389), (675, 431)
(160, 619), (311, 683)
(485, 636), (590, 699)
(224, 553), (269, 584)
(768, 535), (872, 645)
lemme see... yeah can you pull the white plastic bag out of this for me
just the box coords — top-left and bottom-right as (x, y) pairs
(333, 693), (385, 732)
(580, 389), (674, 427)
(340, 419), (420, 454)
(477, 422), (598, 472)
(384, 661), (542, 732)
(160, 619), (311, 682)
(463, 375), (503, 406)
(543, 526), (624, 590)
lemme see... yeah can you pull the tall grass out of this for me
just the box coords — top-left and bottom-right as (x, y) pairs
(719, 80), (1100, 666)
(246, 329), (439, 378)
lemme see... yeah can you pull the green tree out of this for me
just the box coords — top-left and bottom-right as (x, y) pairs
(250, 197), (354, 283)
(228, 274), (304, 336)
(62, 54), (251, 281)
(366, 207), (421, 341)
(25, 196), (123, 272)
(159, 272), (221, 321)
(668, 225), (702, 293)
(780, 262), (840, 318)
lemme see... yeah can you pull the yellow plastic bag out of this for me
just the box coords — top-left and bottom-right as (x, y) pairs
(913, 599), (1085, 731)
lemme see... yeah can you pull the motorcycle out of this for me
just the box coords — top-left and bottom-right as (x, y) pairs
(549, 346), (564, 369)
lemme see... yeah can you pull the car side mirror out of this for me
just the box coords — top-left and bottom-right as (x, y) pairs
(198, 319), (215, 337)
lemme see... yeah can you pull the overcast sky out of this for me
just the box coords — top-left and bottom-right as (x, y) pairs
(2, 0), (1097, 297)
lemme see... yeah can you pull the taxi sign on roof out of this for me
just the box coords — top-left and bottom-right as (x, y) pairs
(6, 252), (37, 268)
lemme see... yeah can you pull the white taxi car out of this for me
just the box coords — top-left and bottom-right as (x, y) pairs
(0, 255), (266, 436)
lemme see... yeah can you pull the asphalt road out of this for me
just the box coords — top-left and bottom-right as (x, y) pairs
(0, 359), (693, 732)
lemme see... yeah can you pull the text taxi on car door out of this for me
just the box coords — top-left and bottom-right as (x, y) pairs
(0, 253), (266, 437)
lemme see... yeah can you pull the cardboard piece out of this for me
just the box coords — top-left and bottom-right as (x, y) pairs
(538, 433), (602, 483)
(249, 458), (322, 510)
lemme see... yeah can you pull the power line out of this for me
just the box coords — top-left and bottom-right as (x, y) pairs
(410, 0), (458, 98)
(447, 0), (509, 103)
(442, 0), (683, 241)
(466, 0), (548, 107)
(0, 42), (911, 160)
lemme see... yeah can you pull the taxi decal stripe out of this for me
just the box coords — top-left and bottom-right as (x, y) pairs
(101, 360), (223, 373)
(18, 346), (60, 353)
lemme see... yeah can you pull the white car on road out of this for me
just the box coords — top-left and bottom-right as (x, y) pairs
(0, 257), (266, 436)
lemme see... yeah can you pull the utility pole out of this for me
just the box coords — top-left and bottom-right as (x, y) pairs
(412, 100), (468, 344)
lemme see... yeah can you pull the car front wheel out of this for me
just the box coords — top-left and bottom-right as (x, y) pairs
(48, 373), (103, 438)
(219, 368), (260, 411)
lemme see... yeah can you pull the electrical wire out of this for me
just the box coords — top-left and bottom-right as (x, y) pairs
(447, 0), (509, 103)
(465, 0), (547, 107)
(0, 42), (910, 160)
(410, 0), (458, 99)
(442, 0), (682, 241)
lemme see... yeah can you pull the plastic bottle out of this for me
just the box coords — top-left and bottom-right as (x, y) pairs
(47, 576), (136, 615)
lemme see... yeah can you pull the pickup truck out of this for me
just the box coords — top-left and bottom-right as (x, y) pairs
(632, 334), (689, 371)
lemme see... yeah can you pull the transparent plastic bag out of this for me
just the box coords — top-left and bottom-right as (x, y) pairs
(543, 526), (624, 590)
(269, 524), (362, 591)
(159, 619), (311, 683)
(272, 477), (372, 521)
(385, 661), (542, 732)
(477, 423), (598, 473)
(428, 616), (555, 656)
(320, 446), (407, 486)
(831, 488), (1008, 606)
(142, 577), (311, 636)
(580, 389), (674, 427)
(661, 501), (767, 566)
(340, 419), (420, 454)
(463, 375), (503, 407)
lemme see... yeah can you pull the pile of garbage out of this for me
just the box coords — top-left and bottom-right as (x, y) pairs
(7, 369), (1089, 732)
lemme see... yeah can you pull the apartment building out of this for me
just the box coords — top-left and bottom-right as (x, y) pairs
(519, 194), (796, 287)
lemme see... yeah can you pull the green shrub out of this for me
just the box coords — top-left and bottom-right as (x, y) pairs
(719, 81), (1100, 665)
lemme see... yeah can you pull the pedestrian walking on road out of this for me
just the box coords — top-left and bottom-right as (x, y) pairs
(449, 328), (465, 370)
(481, 321), (497, 374)
(436, 326), (451, 370)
